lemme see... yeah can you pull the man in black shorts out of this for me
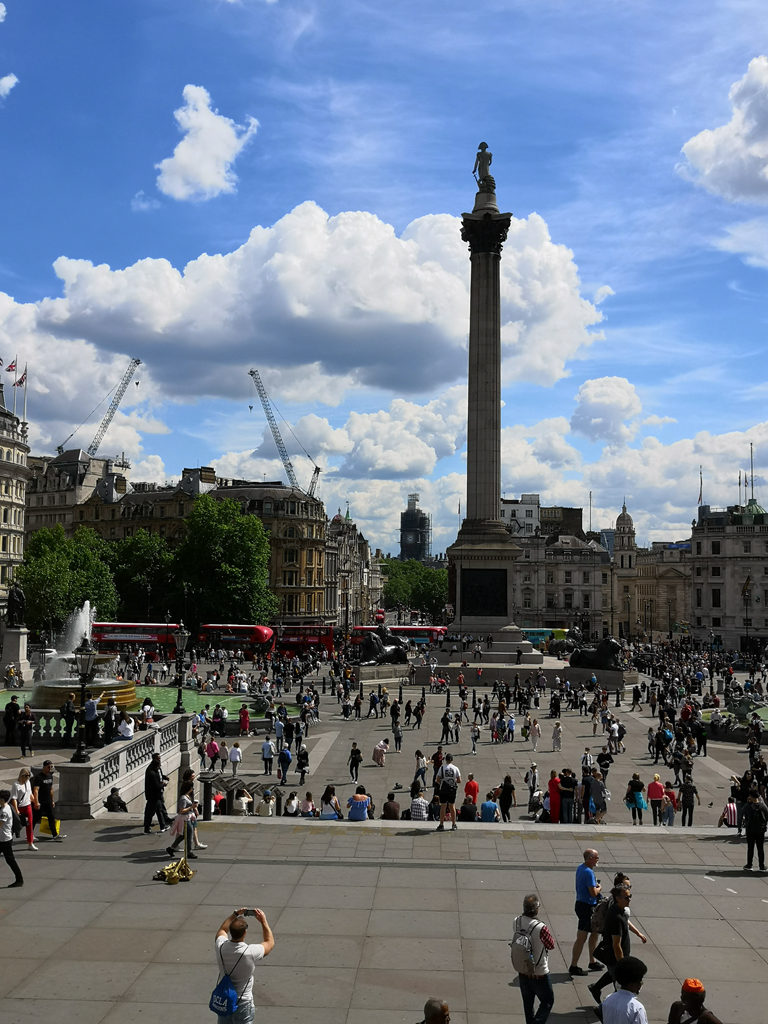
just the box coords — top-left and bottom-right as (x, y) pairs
(435, 753), (461, 832)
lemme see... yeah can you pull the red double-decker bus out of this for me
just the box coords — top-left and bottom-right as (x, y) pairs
(275, 624), (335, 659)
(198, 624), (275, 657)
(91, 621), (179, 660)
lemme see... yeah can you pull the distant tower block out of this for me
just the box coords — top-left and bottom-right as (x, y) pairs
(446, 144), (527, 634)
(400, 493), (431, 562)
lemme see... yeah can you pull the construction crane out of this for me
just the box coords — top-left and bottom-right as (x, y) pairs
(57, 357), (141, 457)
(248, 368), (321, 497)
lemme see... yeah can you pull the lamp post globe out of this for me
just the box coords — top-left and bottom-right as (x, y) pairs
(71, 635), (96, 764)
(173, 620), (190, 715)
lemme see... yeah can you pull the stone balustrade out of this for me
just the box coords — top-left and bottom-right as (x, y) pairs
(54, 714), (195, 820)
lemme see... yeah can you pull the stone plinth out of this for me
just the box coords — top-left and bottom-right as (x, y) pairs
(2, 626), (31, 684)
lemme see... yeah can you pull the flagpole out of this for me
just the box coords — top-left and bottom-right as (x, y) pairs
(11, 353), (17, 417)
(22, 363), (27, 424)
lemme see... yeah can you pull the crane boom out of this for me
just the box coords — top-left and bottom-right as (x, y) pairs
(87, 358), (141, 457)
(249, 368), (300, 490)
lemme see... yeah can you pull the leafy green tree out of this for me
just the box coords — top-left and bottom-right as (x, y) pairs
(16, 525), (118, 633)
(172, 494), (277, 627)
(381, 558), (448, 621)
(108, 529), (174, 621)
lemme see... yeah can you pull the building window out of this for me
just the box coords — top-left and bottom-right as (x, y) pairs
(524, 550), (530, 559)
(564, 571), (572, 584)
(583, 572), (590, 584)
(696, 616), (702, 627)
(546, 571), (554, 584)
(711, 541), (720, 554)
(744, 541), (752, 553)
(523, 572), (531, 583)
(546, 593), (556, 609)
(711, 566), (720, 576)
(283, 548), (298, 565)
(696, 542), (701, 554)
(582, 593), (591, 608)
(523, 594), (532, 609)
(711, 589), (721, 608)
(602, 573), (608, 584)
(712, 617), (721, 627)
(525, 509), (533, 518)
(695, 588), (702, 607)
(695, 567), (702, 576)
(564, 592), (573, 609)
(282, 570), (297, 586)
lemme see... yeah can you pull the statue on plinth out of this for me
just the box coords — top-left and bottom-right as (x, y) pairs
(473, 142), (496, 194)
(6, 581), (25, 628)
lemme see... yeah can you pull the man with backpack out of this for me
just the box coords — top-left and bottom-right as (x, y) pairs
(213, 907), (275, 1022)
(510, 893), (555, 1024)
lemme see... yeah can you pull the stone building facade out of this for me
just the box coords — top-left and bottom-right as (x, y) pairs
(0, 384), (30, 608)
(690, 499), (768, 653)
(511, 533), (610, 639)
(27, 459), (382, 628)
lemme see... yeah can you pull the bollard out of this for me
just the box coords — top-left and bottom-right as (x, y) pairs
(422, 686), (426, 702)
(398, 683), (403, 703)
(445, 688), (451, 709)
(378, 682), (382, 698)
(322, 678), (326, 694)
(274, 788), (283, 816)
(202, 776), (213, 821)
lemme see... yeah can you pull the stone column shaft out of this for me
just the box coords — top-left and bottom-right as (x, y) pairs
(466, 249), (502, 522)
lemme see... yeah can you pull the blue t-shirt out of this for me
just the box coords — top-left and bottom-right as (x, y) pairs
(575, 863), (597, 904)
(480, 800), (499, 822)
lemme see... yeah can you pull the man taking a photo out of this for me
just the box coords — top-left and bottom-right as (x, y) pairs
(214, 907), (275, 1023)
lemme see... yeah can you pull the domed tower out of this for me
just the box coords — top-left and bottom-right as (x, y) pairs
(615, 502), (636, 570)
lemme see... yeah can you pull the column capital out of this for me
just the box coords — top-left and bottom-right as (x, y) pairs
(461, 210), (512, 256)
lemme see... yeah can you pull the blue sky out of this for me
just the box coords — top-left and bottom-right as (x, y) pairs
(2, 0), (768, 554)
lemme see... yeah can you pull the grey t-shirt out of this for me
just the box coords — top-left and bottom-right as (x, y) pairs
(215, 936), (265, 1003)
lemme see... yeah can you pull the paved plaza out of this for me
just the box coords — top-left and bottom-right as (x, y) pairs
(0, 679), (764, 1024)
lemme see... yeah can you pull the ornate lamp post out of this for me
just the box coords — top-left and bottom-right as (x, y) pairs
(173, 620), (190, 715)
(71, 635), (96, 763)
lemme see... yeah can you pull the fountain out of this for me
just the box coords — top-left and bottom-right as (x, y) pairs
(30, 602), (140, 712)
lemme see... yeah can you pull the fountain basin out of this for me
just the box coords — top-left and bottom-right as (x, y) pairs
(30, 676), (140, 712)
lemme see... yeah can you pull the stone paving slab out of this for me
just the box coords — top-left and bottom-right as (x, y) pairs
(1, 680), (765, 1023)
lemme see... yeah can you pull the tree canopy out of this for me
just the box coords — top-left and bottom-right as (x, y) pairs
(381, 558), (448, 622)
(17, 494), (278, 634)
(16, 525), (119, 633)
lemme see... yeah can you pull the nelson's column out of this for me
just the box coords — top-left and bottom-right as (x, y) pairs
(447, 143), (530, 639)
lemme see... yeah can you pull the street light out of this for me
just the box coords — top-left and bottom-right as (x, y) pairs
(71, 635), (96, 763)
(173, 620), (190, 715)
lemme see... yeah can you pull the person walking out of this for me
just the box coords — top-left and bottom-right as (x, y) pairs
(214, 907), (275, 1022)
(530, 718), (541, 752)
(260, 735), (275, 775)
(0, 789), (24, 887)
(32, 760), (65, 842)
(742, 787), (768, 871)
(413, 750), (427, 788)
(435, 753), (461, 831)
(348, 742), (363, 781)
(512, 893), (555, 1024)
(678, 774), (701, 827)
(143, 753), (171, 834)
(569, 848), (602, 975)
(588, 885), (633, 1005)
(229, 742), (243, 776)
(10, 767), (36, 850)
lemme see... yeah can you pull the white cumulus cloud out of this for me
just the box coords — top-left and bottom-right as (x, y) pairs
(681, 56), (768, 203)
(35, 201), (602, 401)
(0, 73), (18, 99)
(0, 5), (7, 22)
(570, 376), (642, 444)
(131, 190), (161, 213)
(155, 84), (258, 201)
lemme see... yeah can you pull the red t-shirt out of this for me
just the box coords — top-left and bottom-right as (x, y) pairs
(464, 779), (479, 804)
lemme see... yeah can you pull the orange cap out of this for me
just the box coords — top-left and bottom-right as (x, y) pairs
(682, 979), (704, 994)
